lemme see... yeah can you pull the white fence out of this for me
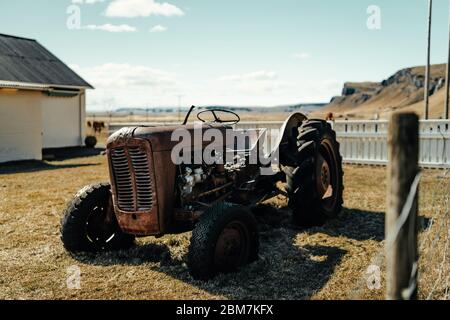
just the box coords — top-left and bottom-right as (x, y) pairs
(108, 120), (450, 169)
(333, 120), (450, 168)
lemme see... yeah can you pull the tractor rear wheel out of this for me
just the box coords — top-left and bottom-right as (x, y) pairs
(187, 202), (259, 280)
(60, 183), (135, 253)
(282, 120), (343, 226)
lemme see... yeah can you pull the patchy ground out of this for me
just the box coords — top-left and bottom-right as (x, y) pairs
(0, 155), (448, 300)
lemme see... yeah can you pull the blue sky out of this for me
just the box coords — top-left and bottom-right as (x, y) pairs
(0, 0), (449, 110)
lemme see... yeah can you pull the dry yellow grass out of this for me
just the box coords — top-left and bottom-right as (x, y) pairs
(0, 156), (448, 300)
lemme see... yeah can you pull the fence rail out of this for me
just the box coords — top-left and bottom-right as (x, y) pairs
(333, 120), (450, 168)
(108, 119), (450, 169)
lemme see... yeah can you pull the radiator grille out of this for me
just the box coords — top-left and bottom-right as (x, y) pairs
(110, 143), (153, 212)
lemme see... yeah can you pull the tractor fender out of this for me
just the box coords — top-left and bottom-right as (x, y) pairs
(269, 112), (307, 156)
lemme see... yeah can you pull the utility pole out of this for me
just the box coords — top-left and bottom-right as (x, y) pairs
(424, 0), (433, 120)
(445, 1), (450, 119)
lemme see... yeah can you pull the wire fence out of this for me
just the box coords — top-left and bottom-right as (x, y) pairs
(351, 168), (449, 300)
(420, 168), (450, 300)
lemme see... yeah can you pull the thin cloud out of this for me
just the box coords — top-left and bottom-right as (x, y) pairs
(292, 52), (311, 60)
(219, 71), (291, 95)
(150, 25), (167, 33)
(74, 63), (177, 87)
(84, 24), (137, 33)
(70, 63), (180, 108)
(72, 0), (105, 4)
(220, 70), (277, 82)
(105, 0), (184, 18)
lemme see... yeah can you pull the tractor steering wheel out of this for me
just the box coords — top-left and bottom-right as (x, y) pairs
(197, 109), (241, 125)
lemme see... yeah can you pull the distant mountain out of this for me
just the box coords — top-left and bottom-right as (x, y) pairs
(313, 64), (448, 119)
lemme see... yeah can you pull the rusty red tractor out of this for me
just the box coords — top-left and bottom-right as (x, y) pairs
(61, 107), (343, 279)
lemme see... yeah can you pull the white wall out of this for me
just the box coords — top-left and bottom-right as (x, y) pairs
(0, 90), (43, 163)
(80, 90), (86, 146)
(41, 91), (84, 149)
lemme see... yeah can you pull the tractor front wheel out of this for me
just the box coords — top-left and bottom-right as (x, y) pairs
(187, 202), (259, 280)
(60, 183), (135, 253)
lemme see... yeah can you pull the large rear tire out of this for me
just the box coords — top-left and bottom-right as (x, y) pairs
(187, 202), (259, 280)
(282, 120), (344, 226)
(60, 183), (135, 253)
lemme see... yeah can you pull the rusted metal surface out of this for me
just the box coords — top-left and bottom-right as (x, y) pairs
(214, 220), (250, 270)
(104, 113), (310, 237)
(151, 150), (177, 234)
(106, 124), (236, 235)
(174, 209), (203, 222)
(107, 135), (160, 236)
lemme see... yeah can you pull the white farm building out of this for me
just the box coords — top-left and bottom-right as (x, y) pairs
(0, 33), (93, 163)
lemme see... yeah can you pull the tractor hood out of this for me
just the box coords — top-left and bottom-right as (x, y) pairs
(107, 112), (308, 153)
(107, 124), (230, 152)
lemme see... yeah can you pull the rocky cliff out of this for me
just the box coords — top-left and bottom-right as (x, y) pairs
(320, 64), (447, 119)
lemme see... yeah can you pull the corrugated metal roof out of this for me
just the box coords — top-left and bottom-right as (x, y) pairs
(0, 33), (93, 89)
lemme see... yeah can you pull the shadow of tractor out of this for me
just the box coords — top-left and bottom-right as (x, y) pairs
(69, 205), (430, 299)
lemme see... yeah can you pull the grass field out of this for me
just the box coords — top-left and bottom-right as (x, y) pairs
(0, 155), (448, 300)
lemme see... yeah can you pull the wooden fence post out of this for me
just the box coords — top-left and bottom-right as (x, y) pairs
(386, 113), (420, 300)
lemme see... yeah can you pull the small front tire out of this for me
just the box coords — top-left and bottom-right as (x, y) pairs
(187, 202), (259, 280)
(60, 183), (135, 253)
